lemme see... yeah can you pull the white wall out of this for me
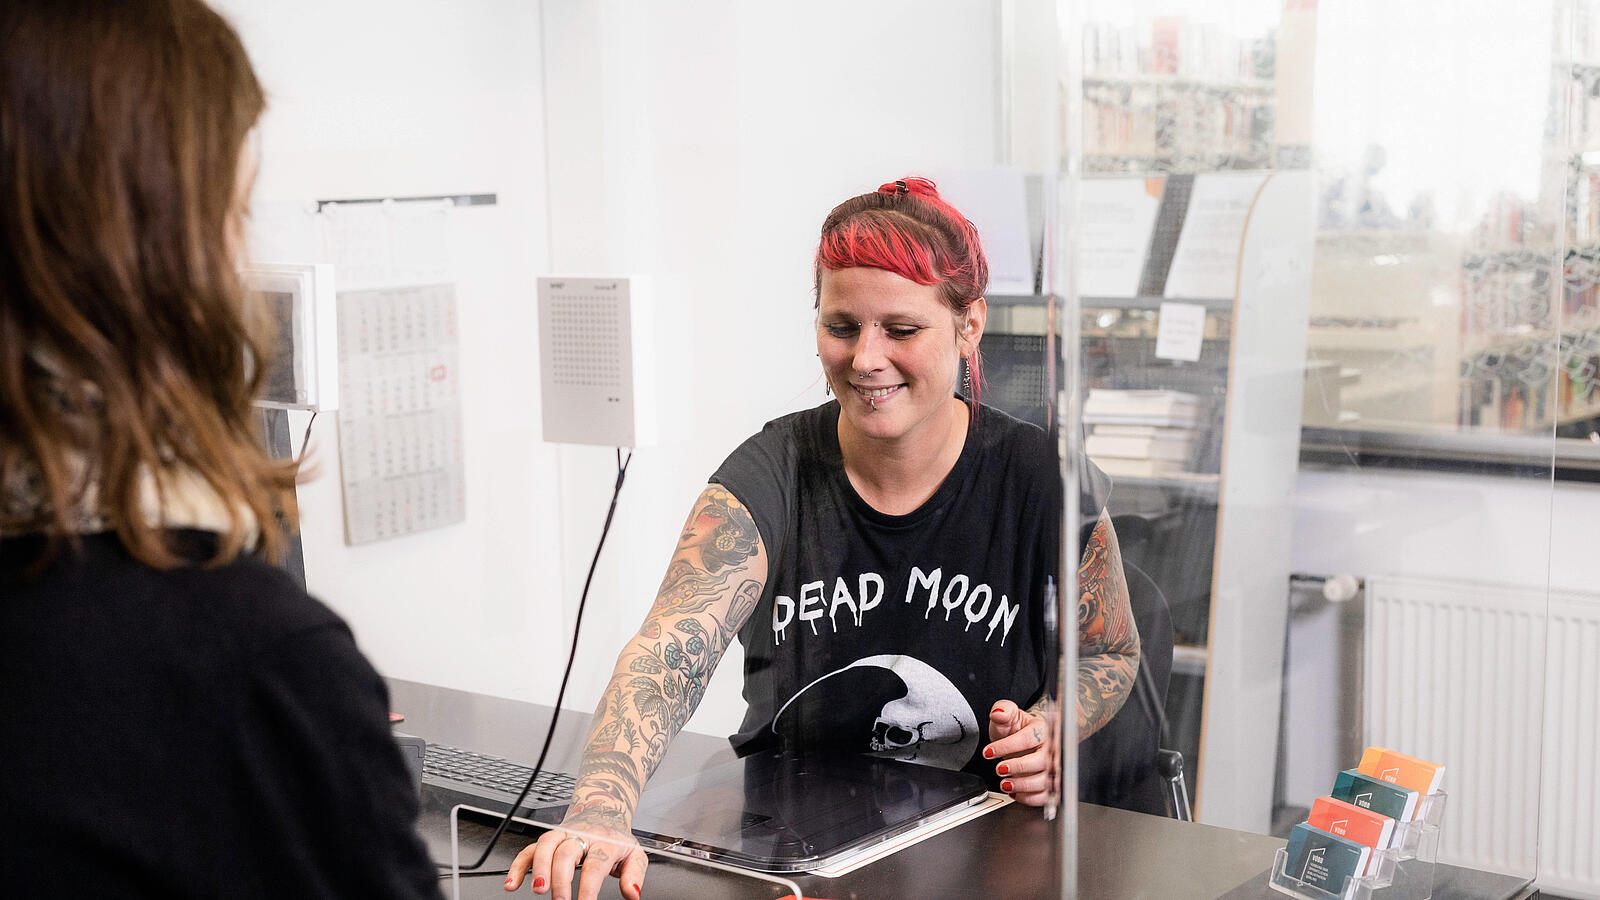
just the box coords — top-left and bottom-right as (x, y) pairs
(1282, 466), (1575, 810)
(218, 0), (566, 704)
(1290, 467), (1589, 588)
(540, 0), (1003, 737)
(224, 0), (1002, 739)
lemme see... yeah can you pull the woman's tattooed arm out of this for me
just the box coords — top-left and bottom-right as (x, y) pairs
(1075, 510), (1139, 740)
(561, 486), (767, 834)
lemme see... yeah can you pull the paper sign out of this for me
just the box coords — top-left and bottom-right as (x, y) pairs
(932, 167), (1034, 295)
(1079, 176), (1164, 298)
(319, 198), (452, 292)
(1163, 172), (1268, 299)
(1155, 302), (1207, 361)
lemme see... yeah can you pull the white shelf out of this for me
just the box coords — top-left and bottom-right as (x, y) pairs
(1462, 311), (1600, 355)
(1306, 326), (1435, 353)
(1083, 72), (1275, 93)
(1083, 294), (1235, 311)
(1111, 471), (1222, 501)
(1339, 375), (1435, 404)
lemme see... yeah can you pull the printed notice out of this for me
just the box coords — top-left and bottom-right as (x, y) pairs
(1079, 177), (1164, 298)
(319, 199), (452, 292)
(933, 167), (1035, 295)
(1155, 302), (1207, 362)
(1163, 172), (1269, 299)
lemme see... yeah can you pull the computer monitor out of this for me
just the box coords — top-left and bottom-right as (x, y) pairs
(244, 263), (338, 412)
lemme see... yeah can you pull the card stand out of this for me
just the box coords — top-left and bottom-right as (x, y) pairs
(1391, 791), (1447, 860)
(1268, 792), (1446, 900)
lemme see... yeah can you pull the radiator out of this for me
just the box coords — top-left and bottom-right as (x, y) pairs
(1365, 575), (1600, 899)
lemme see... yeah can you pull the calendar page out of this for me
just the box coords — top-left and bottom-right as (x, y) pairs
(334, 283), (466, 544)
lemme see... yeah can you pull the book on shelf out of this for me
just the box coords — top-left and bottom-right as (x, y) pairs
(1357, 746), (1445, 796)
(1284, 823), (1373, 891)
(1085, 432), (1196, 461)
(1307, 796), (1397, 862)
(1083, 389), (1203, 427)
(1331, 768), (1419, 823)
(1090, 455), (1187, 478)
(1089, 422), (1197, 439)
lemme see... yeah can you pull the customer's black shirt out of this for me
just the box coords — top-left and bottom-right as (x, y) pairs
(0, 530), (442, 899)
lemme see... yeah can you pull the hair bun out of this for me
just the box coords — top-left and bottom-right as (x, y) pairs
(876, 175), (940, 199)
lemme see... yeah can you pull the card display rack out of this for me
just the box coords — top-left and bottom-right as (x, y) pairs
(1268, 792), (1446, 900)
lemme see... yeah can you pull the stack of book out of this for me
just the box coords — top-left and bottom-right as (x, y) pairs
(1279, 746), (1446, 895)
(1082, 389), (1201, 477)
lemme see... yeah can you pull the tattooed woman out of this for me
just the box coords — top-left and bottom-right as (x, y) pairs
(506, 177), (1139, 900)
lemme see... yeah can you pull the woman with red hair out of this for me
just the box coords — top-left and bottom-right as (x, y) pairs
(508, 177), (1139, 900)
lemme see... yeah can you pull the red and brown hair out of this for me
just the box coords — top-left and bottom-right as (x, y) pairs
(814, 176), (990, 407)
(0, 0), (294, 567)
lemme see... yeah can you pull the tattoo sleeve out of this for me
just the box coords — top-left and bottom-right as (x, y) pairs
(1075, 510), (1140, 740)
(562, 486), (766, 833)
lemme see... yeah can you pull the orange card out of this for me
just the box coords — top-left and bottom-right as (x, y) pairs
(1357, 746), (1444, 795)
(1309, 795), (1396, 853)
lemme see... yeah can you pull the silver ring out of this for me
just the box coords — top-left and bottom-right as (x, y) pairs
(563, 835), (589, 862)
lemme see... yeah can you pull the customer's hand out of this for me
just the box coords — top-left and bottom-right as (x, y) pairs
(504, 810), (646, 900)
(983, 699), (1054, 807)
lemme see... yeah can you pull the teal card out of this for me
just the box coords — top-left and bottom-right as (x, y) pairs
(1332, 768), (1419, 823)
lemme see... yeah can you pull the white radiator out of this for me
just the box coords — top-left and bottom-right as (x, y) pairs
(1366, 575), (1600, 899)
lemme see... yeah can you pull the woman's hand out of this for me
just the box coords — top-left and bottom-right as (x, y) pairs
(504, 814), (646, 900)
(983, 699), (1054, 807)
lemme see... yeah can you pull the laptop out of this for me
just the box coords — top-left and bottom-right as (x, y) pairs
(628, 748), (989, 873)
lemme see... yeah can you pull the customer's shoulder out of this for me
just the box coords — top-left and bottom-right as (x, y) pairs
(154, 531), (348, 644)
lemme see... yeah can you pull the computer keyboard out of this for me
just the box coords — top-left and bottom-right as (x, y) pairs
(421, 743), (578, 822)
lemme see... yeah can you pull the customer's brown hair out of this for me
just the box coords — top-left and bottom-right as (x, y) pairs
(0, 0), (296, 567)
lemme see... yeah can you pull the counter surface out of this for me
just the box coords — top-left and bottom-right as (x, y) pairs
(389, 680), (1536, 900)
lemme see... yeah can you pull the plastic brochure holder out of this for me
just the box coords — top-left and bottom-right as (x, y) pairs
(1268, 792), (1447, 900)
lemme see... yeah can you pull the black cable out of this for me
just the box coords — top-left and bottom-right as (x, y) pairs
(440, 448), (633, 874)
(296, 410), (318, 463)
(436, 869), (510, 880)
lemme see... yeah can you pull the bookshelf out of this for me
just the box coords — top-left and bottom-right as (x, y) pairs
(984, 169), (1313, 833)
(1302, 4), (1600, 445)
(1082, 17), (1279, 176)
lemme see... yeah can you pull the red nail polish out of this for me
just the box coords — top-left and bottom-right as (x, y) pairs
(997, 762), (1010, 776)
(983, 746), (995, 759)
(632, 884), (642, 899)
(1001, 779), (1014, 792)
(533, 877), (545, 889)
